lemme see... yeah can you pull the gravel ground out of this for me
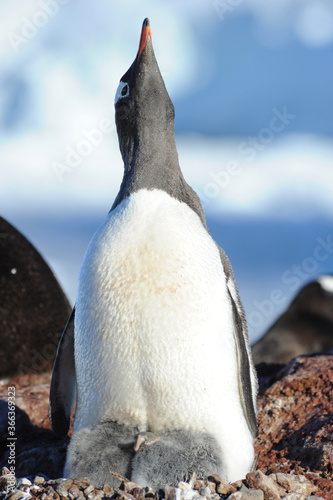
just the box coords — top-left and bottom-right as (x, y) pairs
(0, 467), (325, 500)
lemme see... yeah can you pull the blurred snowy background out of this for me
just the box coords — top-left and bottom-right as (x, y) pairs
(1, 0), (333, 343)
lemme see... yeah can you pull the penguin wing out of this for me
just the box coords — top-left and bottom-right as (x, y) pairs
(49, 307), (76, 437)
(218, 248), (258, 439)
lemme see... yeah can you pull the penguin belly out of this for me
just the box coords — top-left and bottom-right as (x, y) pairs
(73, 189), (253, 481)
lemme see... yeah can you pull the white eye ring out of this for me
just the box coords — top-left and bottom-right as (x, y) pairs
(115, 81), (130, 104)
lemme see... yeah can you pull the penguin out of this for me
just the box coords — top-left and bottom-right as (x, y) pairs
(49, 18), (258, 488)
(65, 424), (222, 489)
(252, 275), (333, 365)
(0, 216), (71, 378)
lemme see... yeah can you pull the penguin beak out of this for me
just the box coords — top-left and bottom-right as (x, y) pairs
(136, 18), (153, 60)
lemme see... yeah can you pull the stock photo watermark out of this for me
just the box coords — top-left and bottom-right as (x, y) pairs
(197, 106), (296, 209)
(247, 234), (333, 330)
(7, 0), (71, 52)
(237, 107), (296, 161)
(17, 330), (60, 377)
(7, 386), (16, 492)
(213, 0), (243, 21)
(52, 118), (114, 183)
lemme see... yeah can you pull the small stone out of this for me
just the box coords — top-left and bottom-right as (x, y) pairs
(124, 481), (141, 492)
(207, 474), (223, 484)
(177, 482), (192, 490)
(83, 485), (94, 495)
(246, 470), (282, 500)
(117, 492), (134, 500)
(34, 476), (46, 485)
(86, 492), (97, 500)
(207, 482), (216, 493)
(73, 480), (92, 489)
(306, 497), (326, 499)
(17, 478), (32, 488)
(68, 485), (81, 498)
(275, 474), (317, 496)
(30, 486), (41, 496)
(193, 480), (207, 490)
(164, 486), (176, 500)
(282, 494), (306, 500)
(1, 467), (11, 475)
(306, 497), (326, 500)
(102, 484), (113, 495)
(232, 480), (244, 489)
(0, 474), (15, 491)
(216, 482), (237, 495)
(199, 486), (211, 497)
(94, 490), (104, 500)
(55, 483), (70, 497)
(9, 492), (26, 500)
(128, 486), (144, 498)
(228, 490), (264, 500)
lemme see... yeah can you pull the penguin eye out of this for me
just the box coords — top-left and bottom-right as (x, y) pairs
(115, 81), (130, 104)
(121, 84), (129, 96)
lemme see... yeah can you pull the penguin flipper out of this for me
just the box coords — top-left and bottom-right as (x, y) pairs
(218, 247), (258, 439)
(49, 307), (76, 438)
(228, 289), (258, 438)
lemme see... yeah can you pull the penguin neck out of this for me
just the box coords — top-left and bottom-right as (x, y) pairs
(112, 126), (185, 210)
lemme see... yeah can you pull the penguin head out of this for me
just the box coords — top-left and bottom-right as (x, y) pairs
(114, 18), (175, 161)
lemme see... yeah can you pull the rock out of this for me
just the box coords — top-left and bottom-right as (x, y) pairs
(273, 473), (317, 496)
(11, 492), (27, 500)
(217, 482), (237, 495)
(164, 485), (177, 500)
(82, 485), (93, 495)
(245, 470), (284, 499)
(102, 484), (113, 495)
(281, 495), (304, 500)
(233, 480), (245, 489)
(16, 478), (32, 488)
(0, 216), (72, 378)
(228, 489), (264, 499)
(255, 354), (333, 499)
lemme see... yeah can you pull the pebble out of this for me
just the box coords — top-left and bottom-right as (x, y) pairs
(9, 492), (27, 500)
(246, 470), (284, 499)
(16, 479), (32, 488)
(34, 476), (46, 485)
(55, 483), (70, 498)
(0, 471), (327, 500)
(273, 474), (318, 496)
(228, 489), (264, 499)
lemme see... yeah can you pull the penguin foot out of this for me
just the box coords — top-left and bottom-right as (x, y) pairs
(134, 432), (161, 452)
(131, 429), (223, 490)
(64, 421), (138, 488)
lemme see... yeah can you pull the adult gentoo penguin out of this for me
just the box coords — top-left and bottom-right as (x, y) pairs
(49, 18), (258, 487)
(252, 275), (333, 364)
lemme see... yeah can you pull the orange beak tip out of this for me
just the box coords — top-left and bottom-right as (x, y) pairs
(137, 18), (153, 58)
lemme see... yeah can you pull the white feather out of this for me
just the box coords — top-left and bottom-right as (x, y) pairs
(317, 275), (333, 293)
(71, 189), (255, 482)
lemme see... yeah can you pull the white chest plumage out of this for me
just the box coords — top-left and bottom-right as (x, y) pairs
(74, 189), (244, 447)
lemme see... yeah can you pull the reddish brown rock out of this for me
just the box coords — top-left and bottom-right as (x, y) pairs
(245, 470), (285, 499)
(255, 354), (333, 499)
